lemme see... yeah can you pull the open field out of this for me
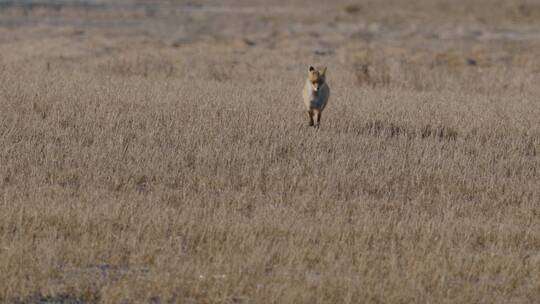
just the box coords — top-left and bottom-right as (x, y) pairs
(1, 0), (540, 303)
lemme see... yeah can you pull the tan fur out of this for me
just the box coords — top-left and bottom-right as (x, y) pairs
(303, 66), (330, 128)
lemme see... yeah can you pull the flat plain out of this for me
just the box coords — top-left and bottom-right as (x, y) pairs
(0, 0), (539, 303)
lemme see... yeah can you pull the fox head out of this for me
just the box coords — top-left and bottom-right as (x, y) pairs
(308, 66), (327, 92)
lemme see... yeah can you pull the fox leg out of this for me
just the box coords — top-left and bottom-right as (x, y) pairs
(305, 110), (314, 126)
(313, 110), (321, 128)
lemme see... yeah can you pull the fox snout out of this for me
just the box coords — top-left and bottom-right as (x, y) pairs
(311, 82), (319, 92)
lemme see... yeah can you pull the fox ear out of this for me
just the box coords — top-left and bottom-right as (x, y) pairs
(320, 66), (327, 76)
(308, 66), (315, 72)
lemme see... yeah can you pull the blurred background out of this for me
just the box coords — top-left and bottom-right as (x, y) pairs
(2, 0), (540, 93)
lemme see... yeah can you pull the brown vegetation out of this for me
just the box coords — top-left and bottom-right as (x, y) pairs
(0, 0), (539, 303)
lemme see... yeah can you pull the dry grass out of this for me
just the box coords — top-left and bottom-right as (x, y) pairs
(1, 1), (540, 303)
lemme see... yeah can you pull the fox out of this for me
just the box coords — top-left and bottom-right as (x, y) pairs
(303, 66), (330, 128)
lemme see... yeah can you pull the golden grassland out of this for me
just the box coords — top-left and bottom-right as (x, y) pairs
(0, 1), (540, 303)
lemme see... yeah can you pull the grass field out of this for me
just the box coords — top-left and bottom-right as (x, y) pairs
(1, 0), (540, 303)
